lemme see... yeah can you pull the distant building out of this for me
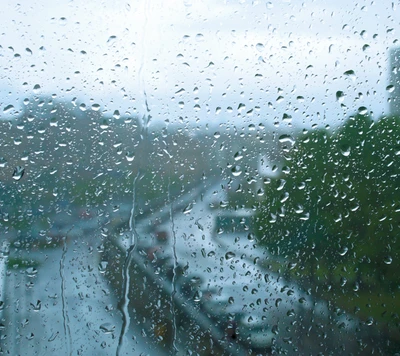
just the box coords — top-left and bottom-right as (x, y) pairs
(389, 47), (400, 116)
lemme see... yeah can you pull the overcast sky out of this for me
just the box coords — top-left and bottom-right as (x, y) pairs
(0, 0), (399, 129)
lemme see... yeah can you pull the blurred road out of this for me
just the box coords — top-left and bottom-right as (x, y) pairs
(0, 225), (165, 356)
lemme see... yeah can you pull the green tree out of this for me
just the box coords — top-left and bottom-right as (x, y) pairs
(256, 113), (400, 291)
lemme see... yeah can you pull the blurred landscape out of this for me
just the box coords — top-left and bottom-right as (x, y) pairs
(0, 94), (399, 355)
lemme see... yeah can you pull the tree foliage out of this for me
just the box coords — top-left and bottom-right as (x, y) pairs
(256, 114), (400, 291)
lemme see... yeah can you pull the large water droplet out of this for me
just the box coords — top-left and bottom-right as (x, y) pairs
(0, 157), (7, 167)
(358, 106), (368, 115)
(386, 85), (395, 93)
(383, 256), (392, 265)
(100, 323), (115, 334)
(256, 43), (265, 52)
(336, 91), (345, 102)
(3, 104), (14, 113)
(340, 145), (351, 157)
(12, 166), (24, 181)
(343, 70), (356, 81)
(231, 166), (242, 177)
(225, 251), (235, 260)
(33, 84), (41, 94)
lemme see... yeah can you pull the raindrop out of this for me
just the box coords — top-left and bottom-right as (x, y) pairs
(225, 251), (235, 260)
(234, 151), (243, 161)
(100, 119), (109, 130)
(91, 103), (101, 111)
(12, 166), (24, 181)
(362, 44), (370, 51)
(247, 233), (255, 241)
(30, 300), (41, 311)
(343, 70), (356, 80)
(195, 33), (204, 42)
(26, 267), (38, 277)
(113, 110), (121, 119)
(386, 85), (395, 93)
(125, 152), (135, 162)
(98, 261), (108, 274)
(100, 323), (115, 334)
(0, 157), (7, 167)
(336, 91), (345, 102)
(272, 325), (279, 335)
(33, 84), (41, 94)
(338, 247), (348, 256)
(278, 134), (295, 145)
(107, 35), (117, 45)
(183, 203), (193, 214)
(3, 104), (14, 113)
(193, 291), (202, 302)
(340, 145), (351, 157)
(358, 106), (368, 115)
(383, 256), (392, 265)
(59, 17), (67, 26)
(48, 331), (59, 342)
(365, 317), (374, 326)
(256, 43), (265, 52)
(231, 166), (242, 177)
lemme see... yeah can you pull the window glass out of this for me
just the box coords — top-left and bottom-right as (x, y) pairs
(0, 0), (399, 355)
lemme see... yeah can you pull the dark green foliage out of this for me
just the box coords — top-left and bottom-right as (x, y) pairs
(256, 114), (400, 291)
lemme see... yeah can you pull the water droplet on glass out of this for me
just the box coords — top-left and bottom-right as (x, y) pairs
(100, 323), (115, 334)
(59, 17), (67, 26)
(107, 35), (117, 46)
(183, 203), (193, 214)
(272, 325), (279, 335)
(340, 145), (351, 156)
(3, 104), (14, 113)
(33, 84), (41, 94)
(256, 43), (265, 52)
(383, 256), (392, 265)
(386, 85), (395, 93)
(98, 261), (108, 274)
(12, 166), (24, 181)
(91, 103), (101, 111)
(26, 267), (38, 277)
(365, 317), (374, 326)
(343, 70), (356, 81)
(0, 157), (7, 167)
(100, 119), (109, 130)
(195, 33), (204, 42)
(125, 151), (135, 162)
(339, 247), (348, 256)
(358, 106), (368, 115)
(234, 151), (243, 161)
(336, 91), (345, 102)
(278, 134), (295, 145)
(231, 166), (242, 177)
(225, 251), (235, 260)
(193, 291), (202, 302)
(113, 110), (120, 119)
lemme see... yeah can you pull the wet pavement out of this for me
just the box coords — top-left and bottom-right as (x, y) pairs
(0, 226), (165, 356)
